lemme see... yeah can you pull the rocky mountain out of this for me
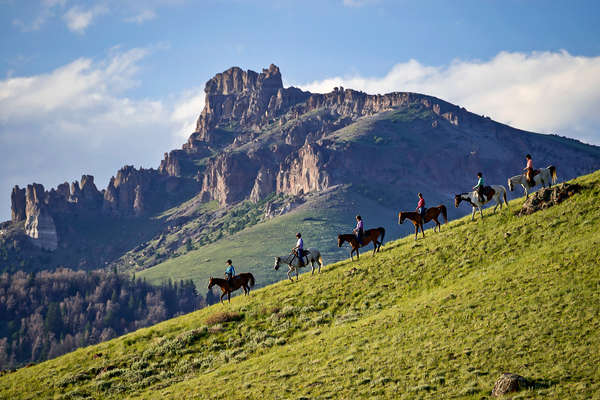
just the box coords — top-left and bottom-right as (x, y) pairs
(2, 63), (600, 278)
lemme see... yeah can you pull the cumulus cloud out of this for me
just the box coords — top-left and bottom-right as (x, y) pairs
(63, 4), (108, 33)
(0, 47), (204, 220)
(298, 50), (600, 146)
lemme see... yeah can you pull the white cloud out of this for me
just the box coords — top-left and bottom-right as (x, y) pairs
(170, 89), (205, 141)
(297, 50), (600, 146)
(0, 47), (204, 220)
(124, 9), (157, 24)
(63, 4), (108, 33)
(12, 0), (66, 31)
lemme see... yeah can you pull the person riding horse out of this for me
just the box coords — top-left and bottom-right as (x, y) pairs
(416, 193), (426, 221)
(353, 215), (364, 246)
(225, 259), (235, 283)
(473, 172), (485, 202)
(292, 233), (306, 267)
(524, 154), (535, 186)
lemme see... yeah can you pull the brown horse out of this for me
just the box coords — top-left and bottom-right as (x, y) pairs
(398, 205), (447, 240)
(208, 273), (255, 304)
(337, 227), (385, 261)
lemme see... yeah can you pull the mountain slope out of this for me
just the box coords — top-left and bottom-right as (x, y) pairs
(1, 170), (598, 399)
(3, 64), (600, 282)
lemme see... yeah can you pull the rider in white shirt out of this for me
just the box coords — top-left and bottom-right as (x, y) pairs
(293, 232), (305, 267)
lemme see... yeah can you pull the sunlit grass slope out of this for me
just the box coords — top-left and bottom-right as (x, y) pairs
(1, 171), (599, 399)
(137, 187), (411, 289)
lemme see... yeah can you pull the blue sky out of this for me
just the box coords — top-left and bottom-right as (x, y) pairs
(1, 0), (600, 220)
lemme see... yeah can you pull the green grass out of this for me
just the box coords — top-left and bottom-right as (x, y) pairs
(2, 171), (599, 399)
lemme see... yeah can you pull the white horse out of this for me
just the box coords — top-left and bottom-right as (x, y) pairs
(274, 249), (324, 282)
(454, 185), (508, 221)
(508, 165), (557, 198)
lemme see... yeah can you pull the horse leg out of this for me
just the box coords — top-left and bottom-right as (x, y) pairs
(287, 267), (293, 283)
(296, 268), (299, 282)
(414, 223), (418, 240)
(373, 240), (377, 255)
(471, 207), (476, 221)
(421, 222), (425, 238)
(311, 260), (315, 275)
(479, 206), (484, 219)
(220, 290), (227, 304)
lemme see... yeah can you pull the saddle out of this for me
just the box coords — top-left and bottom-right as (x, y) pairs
(483, 186), (495, 200)
(292, 250), (310, 265)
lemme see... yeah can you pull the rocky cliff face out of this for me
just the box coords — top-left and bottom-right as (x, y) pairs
(21, 184), (58, 250)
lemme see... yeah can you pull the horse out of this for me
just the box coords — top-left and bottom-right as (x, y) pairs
(207, 273), (255, 303)
(274, 249), (324, 282)
(508, 165), (557, 198)
(398, 205), (447, 240)
(454, 185), (508, 221)
(337, 227), (385, 261)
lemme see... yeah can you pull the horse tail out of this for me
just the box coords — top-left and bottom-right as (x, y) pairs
(550, 165), (557, 183)
(503, 188), (508, 206)
(248, 273), (255, 287)
(378, 227), (385, 246)
(440, 205), (448, 223)
(318, 254), (324, 267)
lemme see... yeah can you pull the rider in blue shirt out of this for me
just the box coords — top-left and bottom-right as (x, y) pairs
(225, 259), (235, 283)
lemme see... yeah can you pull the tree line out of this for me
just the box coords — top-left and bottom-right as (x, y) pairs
(0, 268), (217, 370)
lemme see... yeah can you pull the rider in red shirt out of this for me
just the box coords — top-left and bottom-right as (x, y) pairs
(416, 193), (426, 222)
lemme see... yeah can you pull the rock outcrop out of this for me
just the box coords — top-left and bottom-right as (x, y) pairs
(23, 184), (58, 250)
(10, 186), (26, 222)
(276, 143), (331, 196)
(173, 64), (487, 205)
(199, 152), (260, 205)
(491, 373), (529, 397)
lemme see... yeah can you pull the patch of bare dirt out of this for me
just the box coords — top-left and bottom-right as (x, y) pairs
(518, 183), (581, 216)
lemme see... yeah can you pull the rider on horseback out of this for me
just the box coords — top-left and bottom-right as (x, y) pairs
(416, 193), (426, 221)
(353, 215), (364, 246)
(524, 154), (535, 186)
(293, 233), (305, 267)
(225, 259), (235, 284)
(473, 172), (485, 202)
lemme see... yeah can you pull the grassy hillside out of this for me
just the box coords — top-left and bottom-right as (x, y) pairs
(136, 186), (414, 289)
(1, 171), (599, 399)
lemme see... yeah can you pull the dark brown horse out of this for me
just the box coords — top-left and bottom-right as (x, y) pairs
(208, 273), (255, 304)
(398, 204), (447, 240)
(337, 227), (385, 261)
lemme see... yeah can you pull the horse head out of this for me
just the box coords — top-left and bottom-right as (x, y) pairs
(207, 277), (214, 289)
(398, 212), (405, 224)
(273, 257), (280, 271)
(454, 194), (462, 208)
(337, 234), (343, 248)
(507, 178), (514, 192)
